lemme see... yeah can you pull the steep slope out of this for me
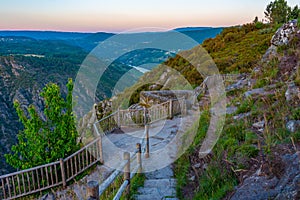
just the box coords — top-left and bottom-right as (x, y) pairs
(114, 22), (275, 108)
(107, 20), (299, 199)
(174, 20), (300, 199)
(0, 38), (136, 175)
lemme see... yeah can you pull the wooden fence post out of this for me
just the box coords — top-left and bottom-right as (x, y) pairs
(143, 107), (147, 125)
(117, 108), (121, 127)
(145, 124), (150, 158)
(59, 158), (66, 188)
(87, 181), (99, 200)
(136, 143), (142, 173)
(182, 99), (187, 116)
(169, 99), (173, 119)
(98, 137), (104, 164)
(123, 152), (130, 196)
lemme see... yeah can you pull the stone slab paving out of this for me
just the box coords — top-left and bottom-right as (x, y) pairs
(40, 109), (200, 199)
(135, 166), (178, 200)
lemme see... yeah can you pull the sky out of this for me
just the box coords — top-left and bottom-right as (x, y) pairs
(0, 0), (299, 33)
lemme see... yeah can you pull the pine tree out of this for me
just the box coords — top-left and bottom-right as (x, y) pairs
(289, 5), (300, 20)
(5, 79), (79, 170)
(265, 0), (291, 24)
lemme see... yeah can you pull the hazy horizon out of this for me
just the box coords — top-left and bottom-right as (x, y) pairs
(0, 26), (223, 34)
(1, 0), (299, 33)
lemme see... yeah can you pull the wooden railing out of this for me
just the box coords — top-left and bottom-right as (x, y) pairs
(0, 97), (186, 200)
(94, 111), (119, 135)
(148, 101), (170, 123)
(118, 109), (145, 127)
(87, 140), (145, 200)
(0, 74), (244, 200)
(87, 98), (186, 199)
(94, 98), (186, 136)
(64, 137), (103, 183)
(0, 137), (103, 200)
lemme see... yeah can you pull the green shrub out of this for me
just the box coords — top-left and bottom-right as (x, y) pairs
(194, 165), (237, 200)
(236, 98), (254, 114)
(255, 22), (264, 29)
(225, 122), (246, 142)
(291, 107), (300, 120)
(245, 131), (258, 144)
(238, 144), (259, 158)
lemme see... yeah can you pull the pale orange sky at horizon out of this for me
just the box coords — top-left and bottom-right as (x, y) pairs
(0, 0), (299, 33)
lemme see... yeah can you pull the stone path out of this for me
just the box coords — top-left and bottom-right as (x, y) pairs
(133, 111), (199, 200)
(40, 109), (199, 200)
(135, 166), (178, 200)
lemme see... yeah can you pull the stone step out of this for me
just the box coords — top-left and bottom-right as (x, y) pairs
(135, 195), (178, 200)
(143, 178), (177, 188)
(135, 193), (178, 200)
(137, 186), (176, 196)
(135, 194), (161, 200)
(145, 166), (174, 179)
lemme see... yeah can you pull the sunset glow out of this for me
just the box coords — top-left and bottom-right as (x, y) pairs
(1, 0), (299, 32)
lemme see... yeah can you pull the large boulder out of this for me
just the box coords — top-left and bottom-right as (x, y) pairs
(271, 19), (298, 47)
(262, 20), (298, 62)
(285, 82), (300, 102)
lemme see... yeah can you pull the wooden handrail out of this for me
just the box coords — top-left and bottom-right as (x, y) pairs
(0, 161), (60, 179)
(0, 136), (102, 200)
(64, 137), (100, 161)
(1, 93), (188, 200)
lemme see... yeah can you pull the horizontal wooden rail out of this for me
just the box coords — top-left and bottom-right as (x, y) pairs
(0, 161), (61, 200)
(0, 137), (102, 200)
(94, 97), (186, 137)
(113, 180), (129, 200)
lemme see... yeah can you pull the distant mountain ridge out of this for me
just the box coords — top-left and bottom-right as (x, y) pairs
(0, 27), (223, 48)
(0, 31), (92, 40)
(174, 27), (214, 31)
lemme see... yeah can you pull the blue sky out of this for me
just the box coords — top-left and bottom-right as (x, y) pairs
(0, 0), (299, 32)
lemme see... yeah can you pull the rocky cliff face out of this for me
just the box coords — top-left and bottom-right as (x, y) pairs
(0, 57), (42, 174)
(0, 56), (77, 175)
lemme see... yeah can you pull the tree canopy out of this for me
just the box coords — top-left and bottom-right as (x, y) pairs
(265, 0), (300, 24)
(5, 79), (79, 170)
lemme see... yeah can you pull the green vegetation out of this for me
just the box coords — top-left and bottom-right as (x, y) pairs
(203, 23), (274, 73)
(98, 173), (146, 200)
(129, 173), (146, 199)
(5, 79), (80, 170)
(163, 22), (275, 88)
(265, 0), (300, 24)
(194, 165), (237, 200)
(174, 111), (210, 199)
(110, 16), (300, 198)
(171, 2), (300, 199)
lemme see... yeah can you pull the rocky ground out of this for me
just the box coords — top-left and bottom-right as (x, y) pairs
(178, 20), (300, 199)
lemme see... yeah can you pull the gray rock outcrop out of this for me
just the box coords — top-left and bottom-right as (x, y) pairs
(286, 120), (300, 133)
(285, 82), (300, 102)
(271, 20), (298, 47)
(231, 152), (300, 200)
(262, 19), (298, 62)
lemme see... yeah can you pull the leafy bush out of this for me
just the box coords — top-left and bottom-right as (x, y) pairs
(238, 144), (259, 158)
(236, 98), (254, 114)
(291, 107), (300, 120)
(5, 79), (79, 169)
